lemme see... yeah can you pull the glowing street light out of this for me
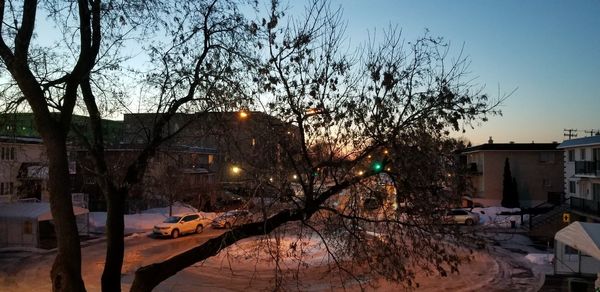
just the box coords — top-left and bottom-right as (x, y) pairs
(239, 110), (249, 119)
(231, 165), (242, 175)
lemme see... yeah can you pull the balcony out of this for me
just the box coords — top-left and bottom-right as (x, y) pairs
(570, 197), (600, 217)
(575, 161), (600, 177)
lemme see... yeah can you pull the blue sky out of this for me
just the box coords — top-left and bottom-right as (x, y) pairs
(326, 0), (600, 144)
(32, 1), (600, 145)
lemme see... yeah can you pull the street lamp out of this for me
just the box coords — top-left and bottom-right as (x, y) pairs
(231, 165), (242, 175)
(239, 109), (249, 119)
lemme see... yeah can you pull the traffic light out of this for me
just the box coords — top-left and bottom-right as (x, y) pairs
(372, 161), (383, 173)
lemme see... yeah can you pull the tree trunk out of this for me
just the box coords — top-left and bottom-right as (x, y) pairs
(130, 210), (300, 292)
(46, 135), (86, 292)
(101, 188), (126, 292)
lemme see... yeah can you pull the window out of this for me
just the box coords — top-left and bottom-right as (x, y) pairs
(539, 152), (555, 163)
(0, 147), (15, 161)
(23, 221), (32, 234)
(184, 215), (198, 222)
(565, 245), (579, 255)
(568, 150), (575, 162)
(0, 182), (3, 195)
(594, 148), (600, 161)
(569, 181), (576, 194)
(581, 149), (587, 160)
(542, 179), (551, 188)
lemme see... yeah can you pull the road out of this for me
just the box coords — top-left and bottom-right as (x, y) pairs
(0, 228), (226, 291)
(0, 227), (545, 291)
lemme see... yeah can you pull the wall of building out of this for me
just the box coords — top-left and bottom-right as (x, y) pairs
(467, 149), (564, 207)
(0, 140), (47, 201)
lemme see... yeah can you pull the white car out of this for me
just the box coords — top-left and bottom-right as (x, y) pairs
(442, 209), (480, 226)
(153, 213), (211, 239)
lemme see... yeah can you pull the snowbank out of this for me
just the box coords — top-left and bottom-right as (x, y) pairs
(525, 253), (554, 265)
(471, 206), (528, 227)
(89, 202), (218, 233)
(89, 212), (166, 233)
(141, 202), (198, 215)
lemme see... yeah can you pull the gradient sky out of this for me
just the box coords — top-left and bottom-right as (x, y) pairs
(326, 0), (600, 145)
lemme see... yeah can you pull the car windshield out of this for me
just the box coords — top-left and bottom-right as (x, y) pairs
(163, 216), (181, 223)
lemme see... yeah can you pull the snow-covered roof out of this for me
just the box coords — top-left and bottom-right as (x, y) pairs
(0, 202), (88, 221)
(557, 135), (600, 149)
(555, 221), (600, 260)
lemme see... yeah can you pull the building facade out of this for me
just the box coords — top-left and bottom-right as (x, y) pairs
(462, 141), (564, 207)
(557, 135), (600, 219)
(0, 136), (49, 202)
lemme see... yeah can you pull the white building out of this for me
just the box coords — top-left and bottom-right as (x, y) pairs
(0, 136), (48, 202)
(557, 135), (600, 218)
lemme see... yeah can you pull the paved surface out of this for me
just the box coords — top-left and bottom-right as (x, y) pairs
(0, 228), (546, 291)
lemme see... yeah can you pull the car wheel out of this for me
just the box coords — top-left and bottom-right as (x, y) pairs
(464, 218), (474, 226)
(225, 222), (232, 229)
(171, 229), (180, 239)
(196, 224), (203, 234)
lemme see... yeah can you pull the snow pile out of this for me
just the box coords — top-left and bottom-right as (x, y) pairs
(141, 202), (198, 215)
(525, 253), (554, 265)
(89, 212), (166, 233)
(88, 202), (218, 233)
(471, 206), (528, 227)
(223, 232), (329, 266)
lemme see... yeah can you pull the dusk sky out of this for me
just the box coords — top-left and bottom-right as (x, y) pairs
(328, 0), (600, 145)
(34, 1), (600, 145)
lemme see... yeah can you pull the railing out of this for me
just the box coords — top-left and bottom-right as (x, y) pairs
(575, 161), (600, 176)
(570, 197), (600, 217)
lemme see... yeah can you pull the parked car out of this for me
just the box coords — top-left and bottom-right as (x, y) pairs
(441, 209), (480, 226)
(211, 210), (251, 229)
(153, 213), (211, 239)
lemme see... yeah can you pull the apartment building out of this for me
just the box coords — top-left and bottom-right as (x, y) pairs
(557, 135), (600, 219)
(462, 140), (564, 207)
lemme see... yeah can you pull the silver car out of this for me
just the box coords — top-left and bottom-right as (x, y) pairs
(442, 209), (480, 226)
(211, 210), (251, 229)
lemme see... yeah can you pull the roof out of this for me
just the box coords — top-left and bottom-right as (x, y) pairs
(557, 135), (600, 149)
(0, 202), (88, 221)
(555, 221), (600, 260)
(462, 143), (560, 153)
(0, 136), (44, 144)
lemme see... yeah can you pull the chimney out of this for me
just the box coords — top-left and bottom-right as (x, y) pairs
(488, 136), (494, 144)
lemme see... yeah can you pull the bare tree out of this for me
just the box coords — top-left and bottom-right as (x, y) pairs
(0, 0), (102, 290)
(0, 0), (255, 291)
(130, 1), (503, 291)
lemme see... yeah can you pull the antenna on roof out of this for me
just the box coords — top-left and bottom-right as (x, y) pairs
(564, 129), (577, 140)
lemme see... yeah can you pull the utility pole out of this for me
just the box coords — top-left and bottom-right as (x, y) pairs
(584, 129), (597, 137)
(564, 129), (578, 140)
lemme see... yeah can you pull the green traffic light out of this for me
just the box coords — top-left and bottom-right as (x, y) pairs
(372, 162), (383, 172)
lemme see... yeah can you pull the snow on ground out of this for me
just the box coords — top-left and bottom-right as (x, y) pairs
(472, 206), (529, 227)
(148, 227), (546, 292)
(89, 202), (218, 233)
(526, 253), (554, 265)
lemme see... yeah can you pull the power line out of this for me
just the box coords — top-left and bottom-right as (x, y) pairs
(584, 129), (600, 137)
(563, 129), (577, 140)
